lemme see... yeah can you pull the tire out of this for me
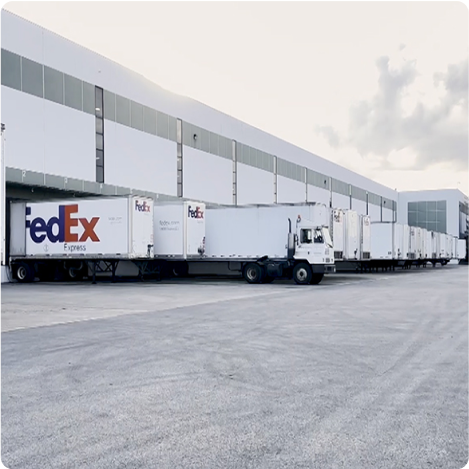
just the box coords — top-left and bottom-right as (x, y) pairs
(293, 262), (312, 285)
(243, 263), (264, 284)
(65, 262), (85, 281)
(14, 262), (35, 283)
(310, 273), (324, 285)
(67, 267), (84, 281)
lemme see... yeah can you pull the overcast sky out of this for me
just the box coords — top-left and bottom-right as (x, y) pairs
(4, 1), (468, 194)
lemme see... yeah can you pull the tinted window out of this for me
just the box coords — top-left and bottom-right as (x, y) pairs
(130, 101), (143, 131)
(157, 111), (169, 139)
(64, 74), (82, 110)
(83, 81), (95, 114)
(44, 66), (63, 104)
(21, 57), (43, 98)
(1, 49), (21, 91)
(96, 149), (104, 166)
(116, 95), (130, 126)
(144, 106), (157, 135)
(96, 165), (104, 184)
(95, 117), (103, 134)
(104, 90), (115, 121)
(96, 133), (104, 150)
(168, 116), (177, 141)
(95, 87), (103, 118)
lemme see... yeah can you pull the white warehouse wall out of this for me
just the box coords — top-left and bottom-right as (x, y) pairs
(1, 11), (399, 206)
(307, 185), (330, 206)
(382, 207), (394, 222)
(2, 86), (45, 173)
(331, 193), (350, 210)
(368, 204), (381, 222)
(183, 147), (232, 204)
(2, 86), (96, 181)
(352, 199), (367, 216)
(277, 176), (306, 203)
(104, 122), (177, 195)
(236, 163), (273, 205)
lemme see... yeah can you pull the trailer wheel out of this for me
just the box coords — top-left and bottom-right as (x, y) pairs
(310, 273), (324, 285)
(14, 262), (35, 283)
(65, 262), (85, 281)
(243, 263), (264, 284)
(293, 263), (312, 285)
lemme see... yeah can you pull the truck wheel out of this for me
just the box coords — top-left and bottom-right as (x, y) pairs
(14, 262), (35, 283)
(67, 267), (84, 281)
(310, 273), (324, 285)
(65, 262), (85, 281)
(243, 263), (264, 284)
(293, 263), (312, 285)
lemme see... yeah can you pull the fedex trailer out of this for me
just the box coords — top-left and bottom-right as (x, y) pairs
(9, 196), (154, 282)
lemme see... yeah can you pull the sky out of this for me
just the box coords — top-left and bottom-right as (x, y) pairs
(3, 1), (469, 195)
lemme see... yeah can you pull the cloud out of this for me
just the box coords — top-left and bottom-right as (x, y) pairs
(324, 55), (468, 172)
(315, 125), (341, 148)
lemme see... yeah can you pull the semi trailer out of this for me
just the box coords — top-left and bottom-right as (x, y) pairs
(9, 196), (155, 282)
(367, 221), (457, 270)
(153, 202), (336, 285)
(8, 198), (335, 285)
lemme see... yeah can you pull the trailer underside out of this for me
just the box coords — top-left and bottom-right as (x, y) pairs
(8, 255), (335, 285)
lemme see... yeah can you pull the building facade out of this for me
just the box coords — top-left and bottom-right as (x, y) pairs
(1, 11), (397, 212)
(1, 10), (467, 280)
(398, 189), (468, 239)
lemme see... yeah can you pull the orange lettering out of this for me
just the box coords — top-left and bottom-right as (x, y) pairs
(64, 205), (79, 242)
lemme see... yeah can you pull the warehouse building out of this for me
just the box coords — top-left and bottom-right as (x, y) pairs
(398, 189), (468, 239)
(1, 11), (467, 280)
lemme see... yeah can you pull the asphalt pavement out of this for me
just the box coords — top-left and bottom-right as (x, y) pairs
(1, 265), (468, 469)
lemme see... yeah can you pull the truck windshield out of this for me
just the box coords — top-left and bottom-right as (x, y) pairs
(323, 228), (333, 248)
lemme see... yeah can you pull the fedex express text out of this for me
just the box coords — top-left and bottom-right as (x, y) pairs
(26, 204), (100, 253)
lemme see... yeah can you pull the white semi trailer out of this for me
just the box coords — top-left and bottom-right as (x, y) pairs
(9, 196), (155, 282)
(9, 198), (335, 285)
(368, 222), (457, 269)
(153, 202), (335, 285)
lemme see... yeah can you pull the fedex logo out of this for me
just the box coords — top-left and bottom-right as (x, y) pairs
(26, 205), (100, 244)
(188, 205), (204, 219)
(135, 200), (151, 212)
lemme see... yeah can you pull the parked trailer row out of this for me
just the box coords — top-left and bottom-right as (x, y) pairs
(367, 222), (464, 270)
(327, 208), (463, 269)
(8, 197), (335, 285)
(7, 197), (463, 285)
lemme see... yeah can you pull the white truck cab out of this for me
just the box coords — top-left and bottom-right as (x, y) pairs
(283, 216), (335, 284)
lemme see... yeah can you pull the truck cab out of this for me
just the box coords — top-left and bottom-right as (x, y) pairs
(287, 217), (335, 284)
(295, 222), (334, 264)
